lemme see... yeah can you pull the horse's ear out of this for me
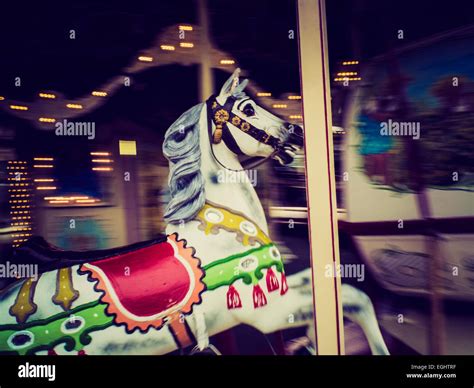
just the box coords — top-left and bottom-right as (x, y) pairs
(218, 68), (241, 98)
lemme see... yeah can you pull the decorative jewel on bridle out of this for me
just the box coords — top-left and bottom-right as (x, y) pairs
(206, 95), (282, 155)
(212, 108), (230, 144)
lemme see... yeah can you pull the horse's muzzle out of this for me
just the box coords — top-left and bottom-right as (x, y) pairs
(286, 123), (304, 147)
(273, 123), (304, 165)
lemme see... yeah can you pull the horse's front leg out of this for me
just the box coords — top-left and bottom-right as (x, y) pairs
(341, 284), (389, 355)
(292, 277), (390, 355)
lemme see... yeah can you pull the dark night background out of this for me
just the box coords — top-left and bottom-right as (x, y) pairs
(0, 0), (472, 152)
(0, 0), (473, 102)
(0, 0), (472, 356)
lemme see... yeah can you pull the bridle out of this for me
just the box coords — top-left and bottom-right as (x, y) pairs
(206, 95), (282, 172)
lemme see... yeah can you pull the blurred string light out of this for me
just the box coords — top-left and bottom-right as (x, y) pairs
(91, 91), (107, 97)
(39, 93), (56, 99)
(44, 196), (89, 200)
(92, 159), (113, 163)
(220, 59), (235, 65)
(272, 104), (287, 109)
(7, 161), (33, 247)
(66, 103), (83, 109)
(10, 105), (28, 110)
(44, 195), (99, 205)
(333, 77), (362, 82)
(335, 61), (361, 82)
(0, 23), (303, 130)
(90, 151), (110, 156)
(91, 151), (114, 172)
(138, 56), (154, 62)
(34, 178), (54, 182)
(33, 157), (56, 195)
(160, 45), (175, 51)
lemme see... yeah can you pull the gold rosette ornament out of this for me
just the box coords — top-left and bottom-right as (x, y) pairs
(213, 109), (230, 144)
(231, 116), (241, 126)
(240, 122), (250, 132)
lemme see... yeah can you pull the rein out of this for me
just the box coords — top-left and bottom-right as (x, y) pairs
(206, 95), (279, 172)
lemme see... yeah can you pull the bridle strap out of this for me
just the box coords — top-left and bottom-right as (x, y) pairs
(221, 122), (244, 156)
(206, 95), (276, 172)
(207, 95), (281, 150)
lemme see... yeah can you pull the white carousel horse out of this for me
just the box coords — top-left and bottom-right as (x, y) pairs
(0, 69), (388, 355)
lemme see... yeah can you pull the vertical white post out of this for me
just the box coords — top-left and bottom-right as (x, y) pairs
(297, 0), (345, 354)
(197, 0), (214, 101)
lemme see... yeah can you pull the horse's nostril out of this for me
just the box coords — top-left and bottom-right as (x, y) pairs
(291, 124), (303, 137)
(284, 123), (303, 136)
(285, 123), (304, 147)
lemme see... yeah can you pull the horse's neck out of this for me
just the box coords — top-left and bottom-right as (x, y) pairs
(198, 108), (269, 235)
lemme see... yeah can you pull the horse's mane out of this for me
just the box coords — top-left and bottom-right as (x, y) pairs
(162, 103), (205, 224)
(162, 77), (248, 224)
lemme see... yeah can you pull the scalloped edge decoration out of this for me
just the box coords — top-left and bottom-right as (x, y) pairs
(81, 233), (205, 333)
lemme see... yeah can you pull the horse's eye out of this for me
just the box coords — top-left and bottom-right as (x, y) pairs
(243, 104), (255, 117)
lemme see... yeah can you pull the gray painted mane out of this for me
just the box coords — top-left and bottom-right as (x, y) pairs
(162, 103), (205, 224)
(162, 76), (249, 224)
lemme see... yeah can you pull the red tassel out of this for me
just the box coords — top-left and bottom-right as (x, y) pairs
(78, 350), (87, 356)
(253, 284), (267, 308)
(280, 272), (289, 295)
(47, 349), (57, 356)
(266, 267), (279, 292)
(227, 285), (242, 309)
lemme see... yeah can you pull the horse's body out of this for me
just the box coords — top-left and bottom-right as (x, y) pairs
(0, 70), (389, 355)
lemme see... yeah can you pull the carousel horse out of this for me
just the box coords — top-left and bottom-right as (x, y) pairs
(0, 69), (389, 355)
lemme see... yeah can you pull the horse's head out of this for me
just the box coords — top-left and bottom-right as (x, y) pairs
(162, 69), (304, 224)
(208, 69), (304, 166)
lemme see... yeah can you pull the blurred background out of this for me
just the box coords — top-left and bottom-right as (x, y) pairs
(0, 0), (473, 355)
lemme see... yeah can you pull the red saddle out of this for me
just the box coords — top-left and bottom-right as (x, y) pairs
(80, 233), (205, 332)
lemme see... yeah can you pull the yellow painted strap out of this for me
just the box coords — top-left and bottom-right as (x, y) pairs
(195, 201), (272, 246)
(9, 277), (40, 324)
(52, 268), (79, 311)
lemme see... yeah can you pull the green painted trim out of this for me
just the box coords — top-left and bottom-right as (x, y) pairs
(0, 301), (113, 355)
(203, 244), (283, 291)
(0, 300), (102, 331)
(203, 244), (273, 270)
